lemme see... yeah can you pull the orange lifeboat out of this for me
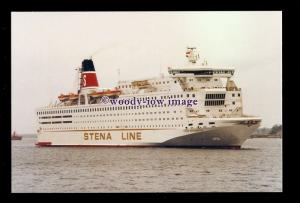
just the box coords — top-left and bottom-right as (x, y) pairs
(131, 80), (150, 89)
(89, 89), (121, 98)
(58, 93), (78, 101)
(58, 94), (69, 102)
(69, 93), (79, 100)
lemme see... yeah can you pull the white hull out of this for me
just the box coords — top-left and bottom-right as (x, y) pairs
(36, 117), (261, 148)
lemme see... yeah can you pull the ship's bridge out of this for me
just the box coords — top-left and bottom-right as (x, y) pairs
(170, 47), (235, 78)
(168, 66), (235, 78)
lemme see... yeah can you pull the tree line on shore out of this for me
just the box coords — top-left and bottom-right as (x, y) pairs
(251, 124), (282, 138)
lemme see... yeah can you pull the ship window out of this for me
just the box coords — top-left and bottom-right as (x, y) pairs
(232, 93), (235, 97)
(238, 93), (240, 97)
(233, 101), (235, 105)
(187, 94), (189, 97)
(192, 94), (195, 97)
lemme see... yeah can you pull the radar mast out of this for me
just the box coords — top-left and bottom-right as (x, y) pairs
(185, 47), (199, 64)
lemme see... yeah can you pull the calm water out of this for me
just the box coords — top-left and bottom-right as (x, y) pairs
(12, 137), (282, 192)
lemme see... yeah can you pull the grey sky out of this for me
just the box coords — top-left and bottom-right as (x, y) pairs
(12, 11), (282, 134)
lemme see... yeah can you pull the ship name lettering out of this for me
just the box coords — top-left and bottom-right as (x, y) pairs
(121, 132), (142, 140)
(84, 132), (112, 140)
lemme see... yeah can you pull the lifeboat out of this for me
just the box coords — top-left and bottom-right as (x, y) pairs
(89, 89), (121, 98)
(69, 93), (79, 100)
(58, 94), (69, 102)
(58, 93), (78, 101)
(131, 80), (150, 89)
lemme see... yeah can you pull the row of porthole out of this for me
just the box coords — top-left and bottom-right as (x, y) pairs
(76, 111), (176, 117)
(37, 101), (183, 115)
(120, 78), (221, 89)
(70, 117), (184, 123)
(119, 80), (173, 89)
(43, 117), (185, 124)
(38, 108), (182, 118)
(41, 124), (185, 131)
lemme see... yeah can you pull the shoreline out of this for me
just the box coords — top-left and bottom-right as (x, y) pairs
(250, 134), (282, 139)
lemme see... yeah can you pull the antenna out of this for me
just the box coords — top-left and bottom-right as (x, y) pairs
(159, 62), (163, 77)
(158, 51), (164, 77)
(73, 66), (81, 94)
(117, 68), (120, 82)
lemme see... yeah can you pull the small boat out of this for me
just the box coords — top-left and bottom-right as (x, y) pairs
(131, 80), (150, 89)
(69, 93), (79, 100)
(11, 131), (22, 140)
(89, 89), (121, 98)
(58, 94), (70, 102)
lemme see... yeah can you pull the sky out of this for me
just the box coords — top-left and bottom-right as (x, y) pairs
(11, 11), (282, 134)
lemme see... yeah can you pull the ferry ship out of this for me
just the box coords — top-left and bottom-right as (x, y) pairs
(36, 47), (261, 148)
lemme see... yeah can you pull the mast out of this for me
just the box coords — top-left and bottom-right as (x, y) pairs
(185, 47), (199, 64)
(77, 66), (82, 94)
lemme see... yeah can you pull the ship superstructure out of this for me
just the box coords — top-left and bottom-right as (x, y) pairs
(36, 47), (261, 148)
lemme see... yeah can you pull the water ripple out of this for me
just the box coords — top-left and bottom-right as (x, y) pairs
(12, 137), (282, 192)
